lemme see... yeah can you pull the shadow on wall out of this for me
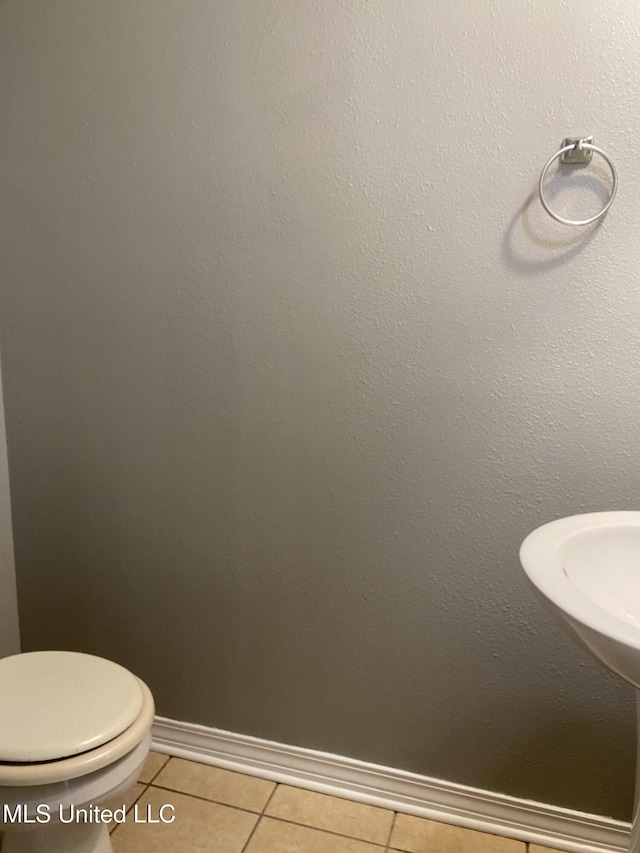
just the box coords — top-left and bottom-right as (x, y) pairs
(490, 716), (635, 821)
(502, 163), (613, 274)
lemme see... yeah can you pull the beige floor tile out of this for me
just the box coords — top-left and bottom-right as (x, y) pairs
(245, 816), (385, 852)
(138, 750), (170, 783)
(265, 784), (393, 844)
(390, 814), (525, 852)
(153, 757), (275, 812)
(111, 787), (257, 853)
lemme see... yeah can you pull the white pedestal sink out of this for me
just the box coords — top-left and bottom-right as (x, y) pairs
(520, 511), (640, 852)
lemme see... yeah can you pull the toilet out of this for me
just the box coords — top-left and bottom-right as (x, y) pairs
(0, 650), (155, 853)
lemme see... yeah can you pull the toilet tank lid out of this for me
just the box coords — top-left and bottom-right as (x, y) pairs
(0, 651), (144, 763)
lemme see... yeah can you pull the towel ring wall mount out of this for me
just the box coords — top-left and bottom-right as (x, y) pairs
(538, 136), (617, 226)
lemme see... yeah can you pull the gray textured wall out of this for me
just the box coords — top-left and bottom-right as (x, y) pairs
(1, 0), (639, 820)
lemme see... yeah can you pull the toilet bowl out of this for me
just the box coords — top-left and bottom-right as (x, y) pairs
(0, 651), (155, 853)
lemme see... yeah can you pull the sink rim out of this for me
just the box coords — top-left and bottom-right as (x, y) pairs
(520, 510), (640, 652)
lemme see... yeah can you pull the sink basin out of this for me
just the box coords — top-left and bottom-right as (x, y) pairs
(520, 511), (640, 688)
(521, 512), (640, 851)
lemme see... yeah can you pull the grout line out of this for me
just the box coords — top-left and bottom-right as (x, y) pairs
(110, 782), (149, 836)
(240, 814), (388, 848)
(148, 782), (266, 816)
(148, 781), (271, 816)
(239, 779), (280, 853)
(149, 782), (390, 850)
(261, 781), (279, 815)
(385, 812), (398, 852)
(141, 752), (171, 785)
(131, 783), (149, 810)
(238, 811), (261, 853)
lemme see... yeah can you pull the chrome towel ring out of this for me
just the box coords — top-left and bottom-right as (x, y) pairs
(538, 137), (617, 226)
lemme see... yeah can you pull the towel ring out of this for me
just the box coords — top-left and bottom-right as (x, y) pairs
(538, 140), (617, 226)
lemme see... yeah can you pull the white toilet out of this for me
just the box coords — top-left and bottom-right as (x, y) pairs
(0, 650), (155, 853)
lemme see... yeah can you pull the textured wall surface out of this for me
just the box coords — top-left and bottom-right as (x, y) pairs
(1, 0), (640, 819)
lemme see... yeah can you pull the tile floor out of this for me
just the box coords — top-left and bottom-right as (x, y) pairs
(104, 751), (568, 853)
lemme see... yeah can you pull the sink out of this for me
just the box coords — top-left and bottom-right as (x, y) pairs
(521, 512), (640, 850)
(521, 511), (640, 688)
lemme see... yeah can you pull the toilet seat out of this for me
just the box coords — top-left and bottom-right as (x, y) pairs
(0, 655), (155, 788)
(0, 651), (144, 763)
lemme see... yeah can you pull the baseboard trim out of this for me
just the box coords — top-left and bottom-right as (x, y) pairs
(151, 717), (629, 853)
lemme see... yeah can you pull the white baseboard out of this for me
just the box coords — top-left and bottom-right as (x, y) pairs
(151, 717), (629, 853)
